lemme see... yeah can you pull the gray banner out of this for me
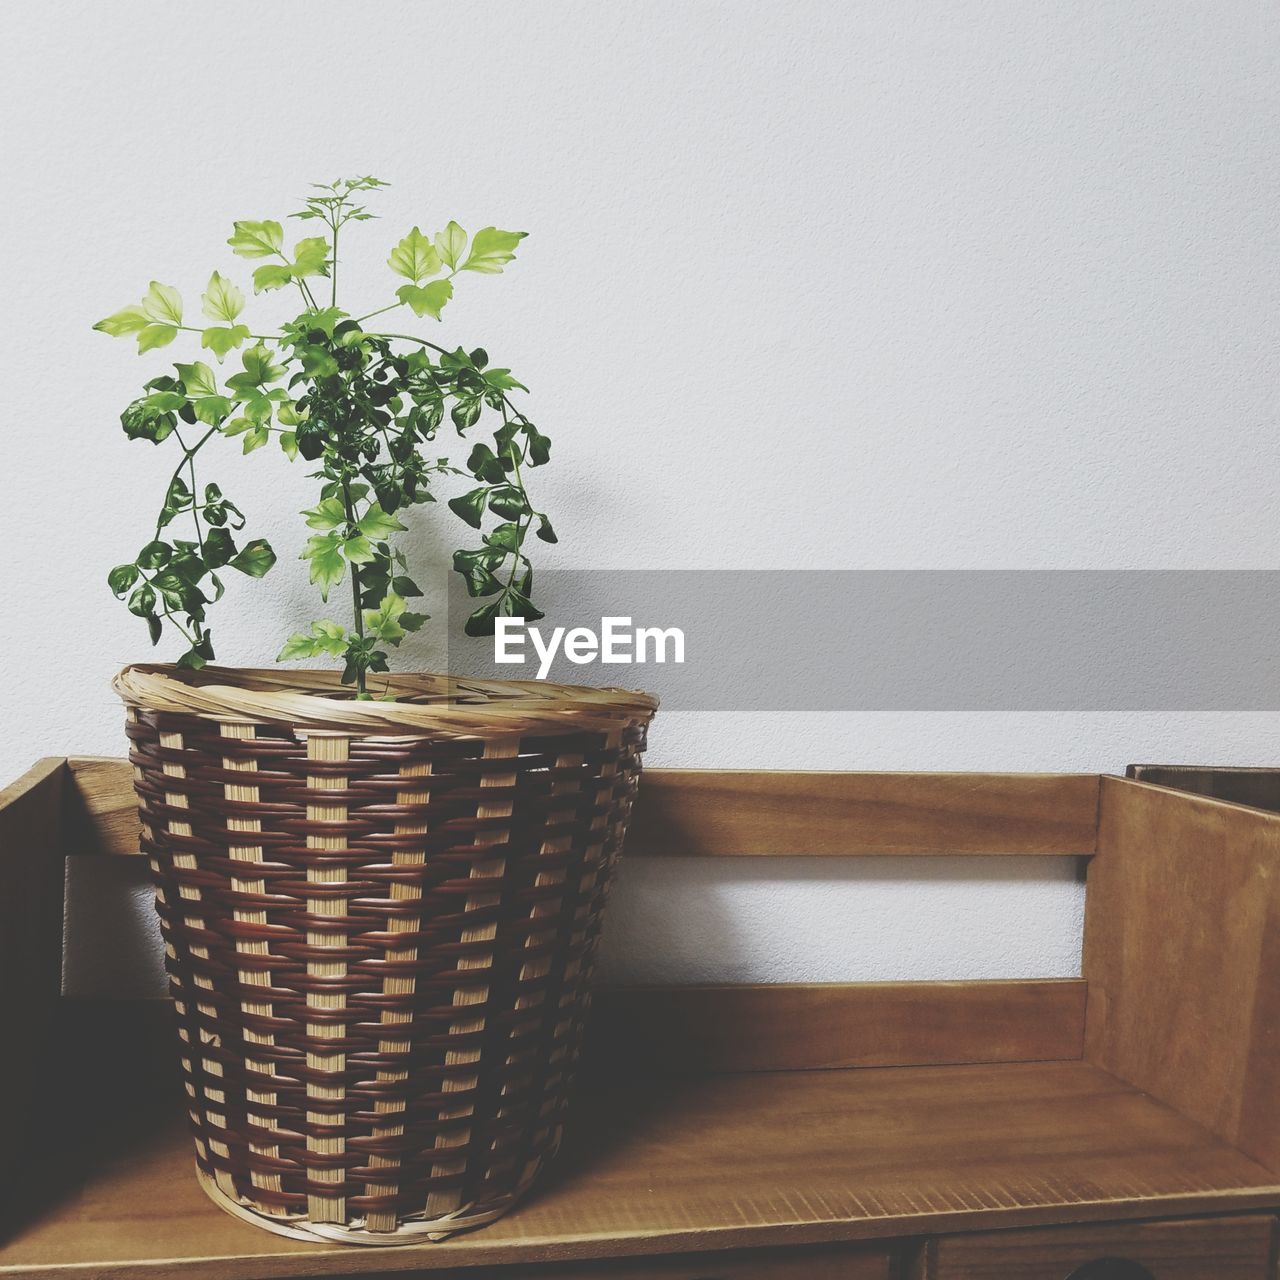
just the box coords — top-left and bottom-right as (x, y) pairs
(442, 570), (1280, 710)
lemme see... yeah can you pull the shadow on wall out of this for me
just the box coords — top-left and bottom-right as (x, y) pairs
(60, 854), (1087, 997)
(594, 855), (1087, 987)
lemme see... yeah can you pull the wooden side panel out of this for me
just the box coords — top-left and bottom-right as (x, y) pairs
(0, 759), (67, 1196)
(68, 758), (1102, 858)
(929, 1213), (1274, 1279)
(1084, 776), (1280, 1172)
(587, 980), (1086, 1074)
(1128, 764), (1280, 815)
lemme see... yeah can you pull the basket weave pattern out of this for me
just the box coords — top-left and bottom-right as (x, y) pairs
(116, 665), (655, 1244)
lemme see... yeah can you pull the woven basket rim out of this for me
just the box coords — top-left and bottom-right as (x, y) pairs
(114, 662), (658, 736)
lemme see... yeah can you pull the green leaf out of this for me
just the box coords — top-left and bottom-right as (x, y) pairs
(241, 424), (270, 453)
(523, 422), (551, 466)
(201, 271), (245, 323)
(452, 547), (503, 597)
(194, 395), (232, 426)
(278, 618), (347, 661)
(127, 582), (156, 617)
(252, 262), (295, 293)
(301, 531), (345, 600)
(137, 323), (178, 353)
(448, 486), (489, 529)
(303, 496), (346, 530)
(400, 611), (428, 632)
(461, 227), (527, 274)
(467, 442), (507, 484)
(228, 219), (284, 259)
(176, 361), (218, 397)
(342, 534), (375, 564)
(292, 236), (330, 278)
(488, 487), (529, 519)
(483, 367), (529, 393)
(93, 304), (149, 337)
(230, 538), (276, 577)
(535, 513), (558, 543)
(137, 540), (171, 569)
(234, 345), (285, 388)
(108, 563), (140, 595)
(204, 527), (236, 569)
(201, 324), (251, 359)
(396, 278), (453, 319)
(392, 574), (422, 597)
(357, 503), (407, 540)
(485, 521), (523, 553)
(146, 614), (163, 645)
(464, 598), (504, 637)
(451, 395), (482, 431)
(142, 281), (183, 326)
(121, 398), (176, 443)
(435, 221), (467, 269)
(279, 430), (298, 460)
(388, 226), (442, 282)
(363, 592), (407, 645)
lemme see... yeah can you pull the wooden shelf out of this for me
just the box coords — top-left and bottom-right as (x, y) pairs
(8, 758), (1280, 1276)
(1, 1013), (1277, 1279)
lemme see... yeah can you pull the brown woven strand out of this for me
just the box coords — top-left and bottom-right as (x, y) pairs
(115, 664), (656, 1244)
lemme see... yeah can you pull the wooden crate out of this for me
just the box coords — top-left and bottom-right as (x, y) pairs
(1, 759), (1279, 1279)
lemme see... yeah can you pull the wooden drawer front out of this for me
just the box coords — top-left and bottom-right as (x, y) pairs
(542, 1245), (897, 1279)
(337, 1244), (898, 1280)
(928, 1214), (1275, 1279)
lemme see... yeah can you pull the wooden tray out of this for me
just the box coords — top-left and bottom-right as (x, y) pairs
(2, 759), (1279, 1279)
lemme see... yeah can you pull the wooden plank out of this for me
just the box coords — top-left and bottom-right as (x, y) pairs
(586, 980), (1086, 1074)
(929, 1213), (1274, 1279)
(626, 770), (1100, 856)
(65, 758), (1102, 858)
(65, 755), (140, 856)
(0, 759), (67, 1200)
(1084, 776), (1280, 1175)
(4, 1035), (1279, 1279)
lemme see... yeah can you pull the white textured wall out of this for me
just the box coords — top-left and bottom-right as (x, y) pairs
(3, 1), (1279, 994)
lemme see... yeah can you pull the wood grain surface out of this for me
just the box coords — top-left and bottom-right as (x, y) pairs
(927, 1213), (1275, 1279)
(586, 980), (1086, 1073)
(63, 757), (1102, 858)
(3, 1016), (1278, 1280)
(1084, 776), (1280, 1174)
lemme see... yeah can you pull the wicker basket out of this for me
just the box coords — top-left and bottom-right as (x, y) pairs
(113, 663), (657, 1245)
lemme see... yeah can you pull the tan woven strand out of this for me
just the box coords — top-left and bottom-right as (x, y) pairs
(364, 755), (432, 1233)
(115, 664), (655, 736)
(426, 736), (519, 1222)
(305, 733), (350, 1224)
(221, 721), (287, 1215)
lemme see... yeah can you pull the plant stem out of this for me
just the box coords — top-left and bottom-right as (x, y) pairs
(330, 213), (339, 308)
(341, 477), (367, 695)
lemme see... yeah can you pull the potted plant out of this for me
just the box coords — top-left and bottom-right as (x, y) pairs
(95, 177), (657, 1245)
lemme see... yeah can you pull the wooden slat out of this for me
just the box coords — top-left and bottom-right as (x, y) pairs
(929, 1213), (1275, 1279)
(0, 759), (67, 1199)
(587, 980), (1086, 1074)
(626, 770), (1100, 856)
(64, 758), (1103, 858)
(4, 1035), (1279, 1279)
(1084, 775), (1280, 1175)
